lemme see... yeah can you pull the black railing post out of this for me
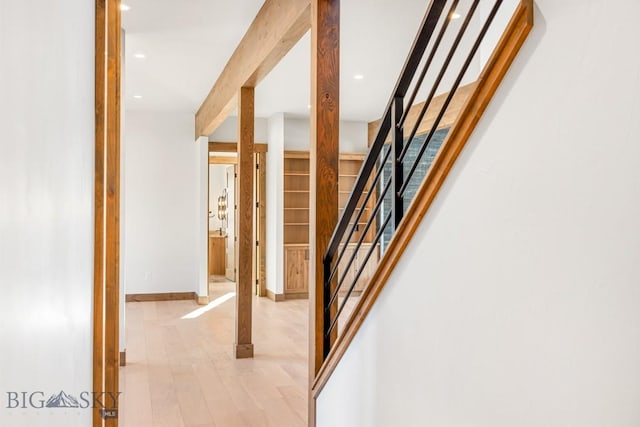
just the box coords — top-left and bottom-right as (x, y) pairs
(323, 256), (332, 358)
(391, 96), (404, 229)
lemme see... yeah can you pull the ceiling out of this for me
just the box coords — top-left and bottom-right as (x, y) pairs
(122, 0), (500, 130)
(122, 0), (482, 125)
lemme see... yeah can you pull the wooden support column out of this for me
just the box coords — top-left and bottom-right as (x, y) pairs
(104, 0), (121, 425)
(309, 0), (339, 425)
(93, 1), (106, 426)
(94, 0), (121, 424)
(235, 86), (255, 359)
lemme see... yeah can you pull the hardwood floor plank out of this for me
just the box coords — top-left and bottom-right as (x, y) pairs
(119, 367), (153, 427)
(278, 385), (308, 421)
(174, 370), (214, 426)
(262, 397), (306, 427)
(149, 380), (185, 427)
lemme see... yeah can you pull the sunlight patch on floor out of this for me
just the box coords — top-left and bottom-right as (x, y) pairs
(181, 292), (236, 319)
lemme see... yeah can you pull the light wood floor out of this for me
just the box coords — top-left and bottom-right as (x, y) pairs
(119, 279), (309, 427)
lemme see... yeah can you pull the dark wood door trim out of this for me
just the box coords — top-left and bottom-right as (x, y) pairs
(94, 0), (121, 425)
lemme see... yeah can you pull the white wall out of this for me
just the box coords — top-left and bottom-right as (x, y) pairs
(283, 116), (369, 153)
(123, 111), (200, 294)
(209, 116), (268, 142)
(479, 0), (520, 69)
(0, 2), (94, 426)
(196, 136), (209, 299)
(266, 113), (285, 295)
(317, 1), (640, 426)
(283, 116), (309, 151)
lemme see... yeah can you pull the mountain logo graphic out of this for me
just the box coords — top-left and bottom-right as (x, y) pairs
(45, 391), (80, 408)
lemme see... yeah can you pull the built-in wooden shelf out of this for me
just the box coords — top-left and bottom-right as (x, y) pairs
(282, 151), (378, 299)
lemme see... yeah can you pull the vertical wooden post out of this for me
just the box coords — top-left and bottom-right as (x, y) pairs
(309, 0), (340, 425)
(94, 0), (106, 426)
(104, 0), (121, 425)
(235, 86), (255, 359)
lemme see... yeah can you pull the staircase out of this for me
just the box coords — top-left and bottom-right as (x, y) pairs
(312, 0), (534, 403)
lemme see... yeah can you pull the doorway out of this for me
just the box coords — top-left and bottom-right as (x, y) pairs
(208, 159), (237, 290)
(207, 151), (266, 298)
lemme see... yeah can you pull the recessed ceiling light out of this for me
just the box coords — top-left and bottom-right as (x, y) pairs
(133, 53), (146, 59)
(451, 12), (461, 19)
(354, 74), (364, 80)
(120, 4), (131, 11)
(133, 94), (143, 99)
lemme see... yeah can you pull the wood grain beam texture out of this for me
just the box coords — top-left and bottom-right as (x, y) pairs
(93, 0), (106, 426)
(93, 0), (121, 425)
(308, 0), (340, 425)
(235, 87), (255, 359)
(195, 0), (311, 138)
(104, 0), (121, 425)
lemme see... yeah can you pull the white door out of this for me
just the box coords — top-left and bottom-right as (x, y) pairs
(225, 166), (236, 281)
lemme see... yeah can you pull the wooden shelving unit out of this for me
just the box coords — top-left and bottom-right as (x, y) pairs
(283, 153), (310, 250)
(283, 151), (379, 299)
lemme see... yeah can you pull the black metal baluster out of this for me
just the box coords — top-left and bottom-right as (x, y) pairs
(323, 257), (332, 358)
(391, 97), (404, 229)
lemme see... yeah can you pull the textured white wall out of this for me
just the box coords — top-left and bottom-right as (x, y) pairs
(317, 1), (640, 426)
(123, 111), (200, 294)
(0, 1), (94, 425)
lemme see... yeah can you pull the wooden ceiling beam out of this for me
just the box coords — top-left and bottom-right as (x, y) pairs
(195, 0), (311, 138)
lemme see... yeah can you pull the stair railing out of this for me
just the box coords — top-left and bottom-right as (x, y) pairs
(321, 0), (507, 359)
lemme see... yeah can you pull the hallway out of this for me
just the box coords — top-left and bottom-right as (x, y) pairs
(119, 280), (308, 426)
